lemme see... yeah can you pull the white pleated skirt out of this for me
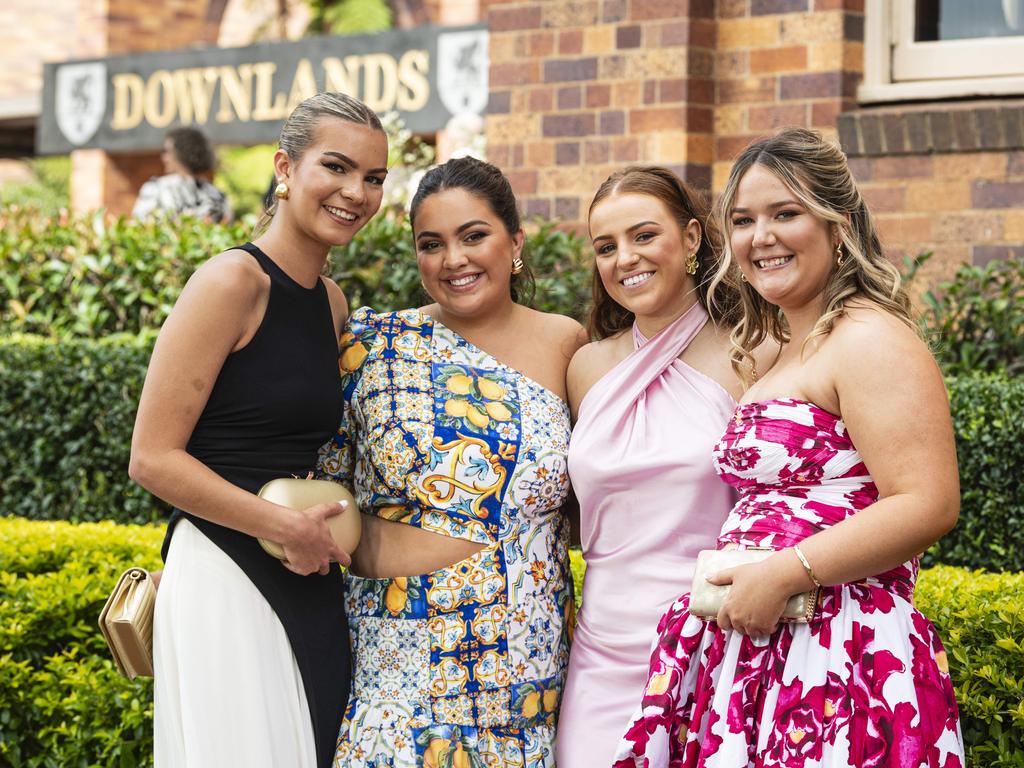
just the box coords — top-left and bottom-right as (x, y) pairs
(154, 519), (316, 768)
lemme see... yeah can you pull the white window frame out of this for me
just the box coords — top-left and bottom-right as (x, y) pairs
(860, 0), (1024, 103)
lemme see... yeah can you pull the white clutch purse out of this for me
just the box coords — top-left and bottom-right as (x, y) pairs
(689, 548), (819, 623)
(256, 478), (362, 560)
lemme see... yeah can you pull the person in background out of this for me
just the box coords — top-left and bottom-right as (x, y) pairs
(132, 126), (231, 222)
(556, 166), (750, 766)
(614, 127), (964, 767)
(129, 93), (387, 768)
(317, 156), (585, 767)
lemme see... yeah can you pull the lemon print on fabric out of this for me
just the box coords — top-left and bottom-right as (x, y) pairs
(435, 364), (520, 438)
(415, 725), (487, 768)
(511, 677), (561, 727)
(338, 321), (377, 374)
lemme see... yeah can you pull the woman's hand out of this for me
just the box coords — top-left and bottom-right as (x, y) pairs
(707, 550), (811, 637)
(279, 501), (352, 576)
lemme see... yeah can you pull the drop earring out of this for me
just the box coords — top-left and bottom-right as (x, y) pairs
(836, 242), (845, 267)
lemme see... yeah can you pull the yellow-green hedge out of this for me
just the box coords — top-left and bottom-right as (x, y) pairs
(1, 522), (1019, 766)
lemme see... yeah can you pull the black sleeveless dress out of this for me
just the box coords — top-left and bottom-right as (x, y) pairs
(161, 242), (348, 768)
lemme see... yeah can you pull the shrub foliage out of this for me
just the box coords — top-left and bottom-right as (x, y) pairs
(0, 521), (1018, 767)
(5, 332), (1020, 571)
(0, 207), (591, 340)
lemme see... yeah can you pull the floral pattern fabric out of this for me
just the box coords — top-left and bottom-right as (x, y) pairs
(317, 308), (573, 768)
(613, 398), (964, 768)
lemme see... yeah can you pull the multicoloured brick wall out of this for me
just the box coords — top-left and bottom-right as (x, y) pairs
(480, 0), (1023, 283)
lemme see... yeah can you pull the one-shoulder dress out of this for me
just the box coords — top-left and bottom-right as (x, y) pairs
(613, 398), (965, 767)
(317, 307), (574, 767)
(557, 304), (737, 766)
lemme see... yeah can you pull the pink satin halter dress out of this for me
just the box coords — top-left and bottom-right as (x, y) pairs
(555, 303), (737, 764)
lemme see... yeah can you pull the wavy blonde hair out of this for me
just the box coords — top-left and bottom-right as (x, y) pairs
(709, 127), (916, 384)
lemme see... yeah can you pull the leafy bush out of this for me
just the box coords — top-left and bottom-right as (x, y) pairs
(922, 374), (1024, 572)
(0, 206), (248, 337)
(916, 565), (1024, 768)
(0, 518), (163, 768)
(4, 332), (1021, 574)
(909, 254), (1024, 377)
(0, 207), (591, 339)
(0, 157), (71, 214)
(1, 520), (1016, 767)
(0, 333), (166, 525)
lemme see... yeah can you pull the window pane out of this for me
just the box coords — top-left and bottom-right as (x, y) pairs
(916, 0), (1023, 41)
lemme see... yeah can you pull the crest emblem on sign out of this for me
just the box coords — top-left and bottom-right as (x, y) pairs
(437, 30), (489, 117)
(55, 62), (107, 146)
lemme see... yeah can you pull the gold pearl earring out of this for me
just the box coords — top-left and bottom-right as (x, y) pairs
(274, 182), (290, 200)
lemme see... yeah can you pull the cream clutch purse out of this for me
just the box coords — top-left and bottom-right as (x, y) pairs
(256, 478), (361, 560)
(689, 548), (819, 623)
(98, 567), (156, 679)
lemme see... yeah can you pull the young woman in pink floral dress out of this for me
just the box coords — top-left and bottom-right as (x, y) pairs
(614, 128), (965, 767)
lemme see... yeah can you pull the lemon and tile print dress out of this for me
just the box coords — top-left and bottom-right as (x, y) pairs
(317, 308), (573, 768)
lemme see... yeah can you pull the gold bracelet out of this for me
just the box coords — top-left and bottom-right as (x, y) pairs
(793, 544), (822, 588)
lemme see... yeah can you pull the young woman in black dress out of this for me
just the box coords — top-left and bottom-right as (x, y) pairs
(129, 92), (387, 768)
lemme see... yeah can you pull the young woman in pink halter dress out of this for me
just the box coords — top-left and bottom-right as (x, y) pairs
(556, 167), (759, 766)
(614, 128), (964, 766)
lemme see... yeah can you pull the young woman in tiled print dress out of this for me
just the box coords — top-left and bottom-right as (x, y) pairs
(614, 128), (965, 767)
(317, 157), (586, 767)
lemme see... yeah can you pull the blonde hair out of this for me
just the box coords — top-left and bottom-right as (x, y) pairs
(255, 92), (384, 235)
(709, 127), (916, 384)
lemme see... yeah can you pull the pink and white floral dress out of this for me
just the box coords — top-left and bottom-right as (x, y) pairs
(613, 398), (964, 768)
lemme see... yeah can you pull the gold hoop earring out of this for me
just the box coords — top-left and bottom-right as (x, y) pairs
(684, 251), (699, 275)
(274, 182), (290, 200)
(511, 257), (524, 276)
(835, 242), (845, 267)
(739, 271), (747, 283)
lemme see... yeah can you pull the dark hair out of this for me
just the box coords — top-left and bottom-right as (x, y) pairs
(165, 127), (217, 175)
(586, 165), (740, 340)
(409, 156), (535, 305)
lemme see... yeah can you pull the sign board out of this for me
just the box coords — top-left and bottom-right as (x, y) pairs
(37, 25), (488, 154)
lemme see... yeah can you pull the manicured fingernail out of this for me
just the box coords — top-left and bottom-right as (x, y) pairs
(337, 501), (348, 508)
(704, 572), (716, 582)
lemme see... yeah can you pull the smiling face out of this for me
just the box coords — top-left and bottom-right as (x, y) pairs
(589, 192), (700, 330)
(273, 117), (388, 249)
(729, 164), (837, 314)
(414, 187), (524, 320)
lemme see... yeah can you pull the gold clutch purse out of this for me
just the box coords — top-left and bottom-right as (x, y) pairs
(98, 567), (156, 679)
(689, 548), (819, 623)
(256, 477), (361, 560)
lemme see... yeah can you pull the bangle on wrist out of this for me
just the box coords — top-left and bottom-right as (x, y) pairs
(793, 544), (822, 588)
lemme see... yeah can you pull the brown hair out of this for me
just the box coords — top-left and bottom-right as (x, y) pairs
(710, 127), (916, 384)
(586, 165), (740, 340)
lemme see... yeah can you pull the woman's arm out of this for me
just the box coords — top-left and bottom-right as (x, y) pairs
(129, 252), (348, 575)
(712, 308), (959, 635)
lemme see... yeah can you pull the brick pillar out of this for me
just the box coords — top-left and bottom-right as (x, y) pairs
(482, 0), (717, 229)
(69, 0), (225, 214)
(712, 0), (864, 191)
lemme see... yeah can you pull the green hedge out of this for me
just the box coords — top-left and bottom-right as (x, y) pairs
(924, 375), (1024, 572)
(0, 206), (590, 339)
(0, 333), (165, 525)
(4, 332), (1021, 571)
(0, 518), (163, 768)
(0, 520), (1018, 767)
